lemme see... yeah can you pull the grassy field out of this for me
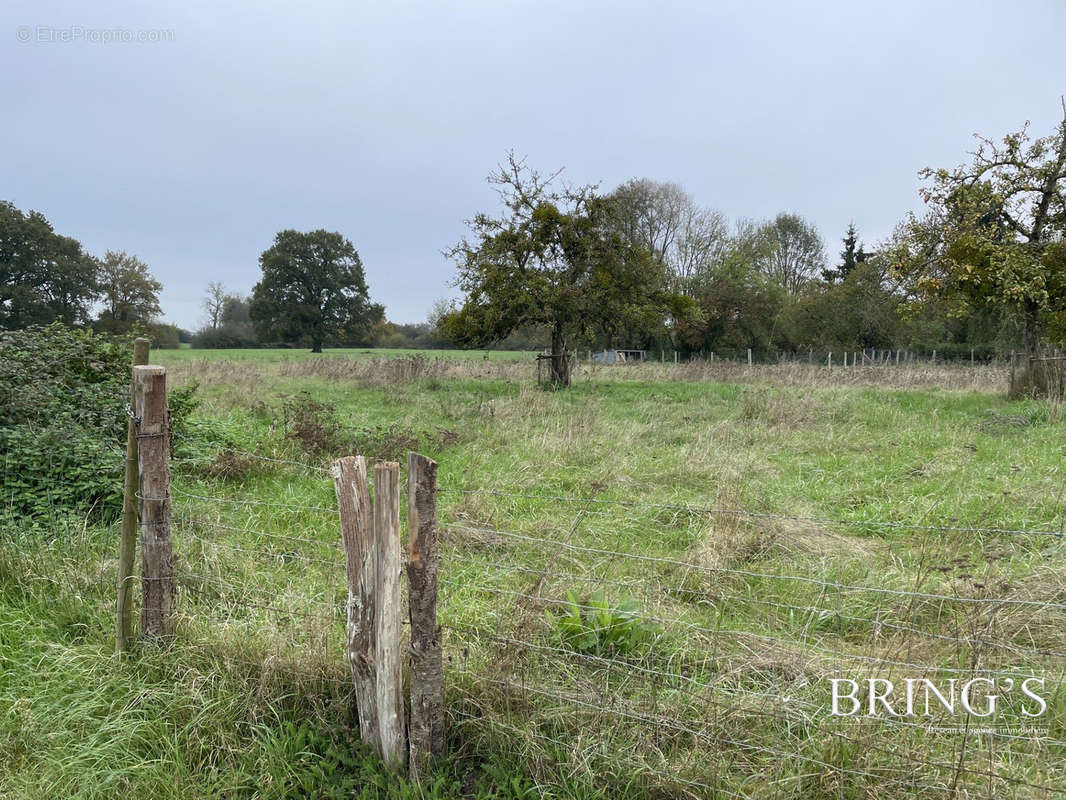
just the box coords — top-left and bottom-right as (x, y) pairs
(158, 347), (536, 362)
(2, 350), (1064, 798)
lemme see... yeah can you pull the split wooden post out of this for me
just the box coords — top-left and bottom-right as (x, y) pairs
(374, 461), (406, 767)
(116, 337), (149, 653)
(133, 365), (174, 640)
(332, 455), (380, 752)
(407, 452), (444, 777)
(747, 348), (752, 366)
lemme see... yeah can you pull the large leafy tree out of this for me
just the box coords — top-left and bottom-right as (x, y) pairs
(444, 154), (680, 386)
(95, 250), (163, 332)
(250, 229), (383, 352)
(0, 200), (99, 328)
(890, 104), (1066, 358)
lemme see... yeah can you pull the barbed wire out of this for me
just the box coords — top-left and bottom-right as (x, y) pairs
(444, 622), (1066, 747)
(442, 523), (1066, 610)
(440, 489), (1066, 537)
(443, 552), (1066, 661)
(174, 513), (344, 551)
(450, 668), (1047, 799)
(441, 578), (1066, 680)
(177, 527), (343, 567)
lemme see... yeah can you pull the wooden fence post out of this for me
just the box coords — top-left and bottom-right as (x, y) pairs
(747, 348), (752, 366)
(407, 452), (444, 777)
(133, 365), (174, 640)
(374, 461), (406, 767)
(332, 456), (380, 752)
(116, 337), (149, 653)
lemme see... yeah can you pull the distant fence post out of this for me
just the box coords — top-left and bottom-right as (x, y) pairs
(374, 461), (406, 767)
(407, 452), (444, 778)
(747, 348), (752, 367)
(133, 365), (174, 640)
(116, 337), (149, 653)
(332, 456), (380, 752)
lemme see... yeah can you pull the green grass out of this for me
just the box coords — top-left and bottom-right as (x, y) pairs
(3, 356), (1065, 798)
(155, 347), (535, 363)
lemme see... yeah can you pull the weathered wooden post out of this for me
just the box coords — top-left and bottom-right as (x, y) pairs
(374, 461), (406, 767)
(747, 348), (753, 367)
(116, 337), (149, 653)
(133, 365), (174, 640)
(332, 456), (380, 752)
(407, 452), (444, 778)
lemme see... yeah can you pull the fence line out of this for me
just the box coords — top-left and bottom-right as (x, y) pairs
(443, 552), (1066, 660)
(440, 488), (1066, 537)
(441, 523), (1066, 609)
(450, 668), (1044, 800)
(441, 577), (1065, 680)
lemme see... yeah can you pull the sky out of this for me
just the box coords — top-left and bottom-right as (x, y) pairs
(3, 0), (1065, 330)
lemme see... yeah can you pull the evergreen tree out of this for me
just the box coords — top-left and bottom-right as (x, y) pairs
(823, 222), (863, 283)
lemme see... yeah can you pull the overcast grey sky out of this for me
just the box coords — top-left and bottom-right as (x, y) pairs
(3, 0), (1064, 329)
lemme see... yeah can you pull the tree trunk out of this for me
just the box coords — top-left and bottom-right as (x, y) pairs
(549, 324), (570, 387)
(311, 338), (323, 353)
(1023, 299), (1041, 360)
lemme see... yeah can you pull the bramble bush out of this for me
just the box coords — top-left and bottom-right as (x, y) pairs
(0, 324), (197, 524)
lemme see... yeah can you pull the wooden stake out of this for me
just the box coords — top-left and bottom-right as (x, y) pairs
(133, 365), (173, 640)
(332, 455), (380, 751)
(747, 348), (752, 366)
(407, 452), (444, 777)
(116, 337), (149, 653)
(374, 461), (406, 767)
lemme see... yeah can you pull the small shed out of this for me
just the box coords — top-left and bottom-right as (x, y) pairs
(592, 349), (646, 365)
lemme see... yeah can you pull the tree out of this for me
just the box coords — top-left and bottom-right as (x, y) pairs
(444, 154), (677, 386)
(607, 179), (729, 295)
(890, 104), (1066, 359)
(754, 213), (826, 295)
(250, 229), (383, 352)
(203, 281), (226, 330)
(823, 223), (866, 283)
(0, 201), (99, 328)
(95, 251), (162, 332)
(194, 291), (257, 348)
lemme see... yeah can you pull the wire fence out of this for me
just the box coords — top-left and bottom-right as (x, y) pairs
(10, 415), (1064, 798)
(134, 423), (1066, 796)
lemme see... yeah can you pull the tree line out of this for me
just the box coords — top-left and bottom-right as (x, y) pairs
(3, 102), (1063, 375)
(443, 104), (1066, 383)
(0, 201), (182, 346)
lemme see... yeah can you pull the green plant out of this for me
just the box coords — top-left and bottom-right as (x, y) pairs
(547, 591), (661, 656)
(0, 324), (199, 522)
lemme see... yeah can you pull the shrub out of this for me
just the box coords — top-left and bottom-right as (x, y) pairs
(0, 324), (196, 522)
(282, 394), (345, 457)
